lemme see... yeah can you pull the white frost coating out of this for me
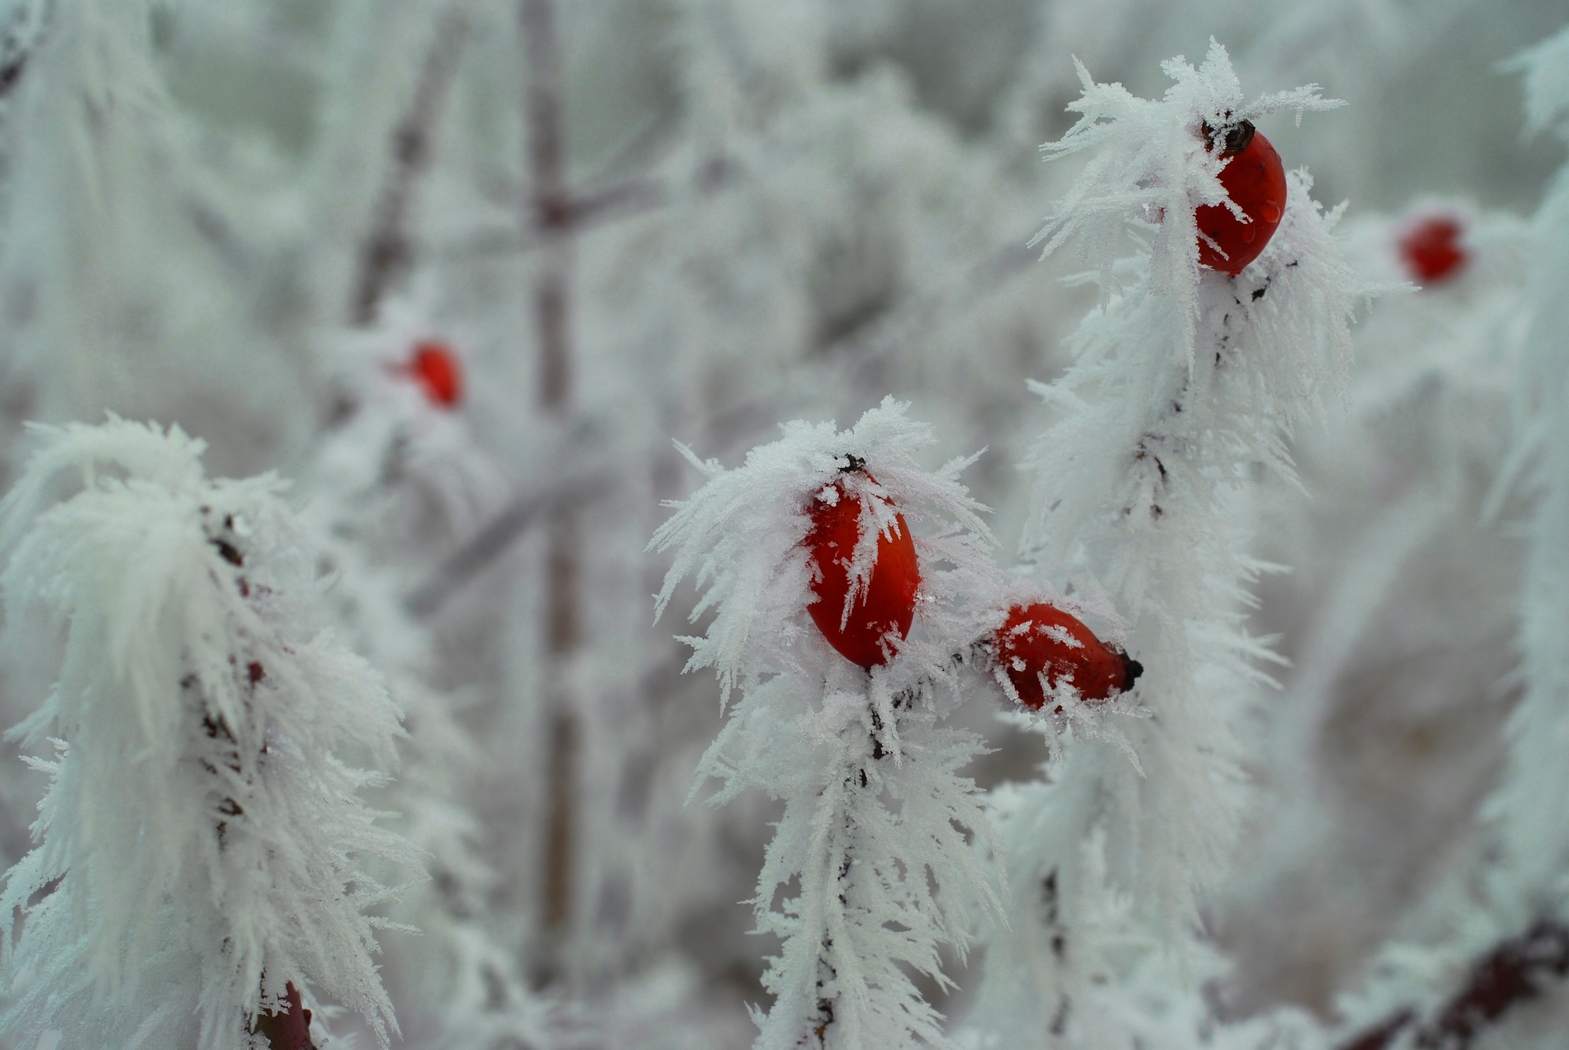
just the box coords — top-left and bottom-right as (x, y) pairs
(1032, 39), (1344, 354)
(651, 398), (1005, 1050)
(651, 397), (996, 709)
(0, 418), (417, 1050)
(968, 44), (1367, 1048)
(298, 306), (554, 1050)
(1487, 22), (1569, 920)
(1510, 25), (1569, 141)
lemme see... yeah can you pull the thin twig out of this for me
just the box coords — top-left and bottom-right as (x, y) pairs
(1338, 921), (1569, 1050)
(521, 0), (581, 976)
(430, 155), (738, 262)
(403, 468), (612, 619)
(349, 6), (470, 325)
(524, 0), (571, 410)
(407, 235), (1040, 617)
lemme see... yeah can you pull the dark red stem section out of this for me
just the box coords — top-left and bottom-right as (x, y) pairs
(1339, 921), (1569, 1050)
(253, 982), (316, 1050)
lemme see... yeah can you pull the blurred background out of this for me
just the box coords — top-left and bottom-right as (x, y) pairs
(0, 0), (1564, 1046)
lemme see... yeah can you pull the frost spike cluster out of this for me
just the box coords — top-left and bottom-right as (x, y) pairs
(0, 417), (417, 1050)
(652, 399), (1005, 1049)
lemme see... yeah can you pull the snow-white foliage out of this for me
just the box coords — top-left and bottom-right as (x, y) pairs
(0, 2), (1559, 1047)
(968, 794), (1327, 1050)
(1032, 39), (1343, 360)
(652, 398), (1005, 1049)
(1510, 23), (1569, 141)
(969, 42), (1367, 1049)
(297, 309), (555, 1050)
(1023, 113), (1362, 927)
(1487, 21), (1569, 921)
(0, 417), (416, 1050)
(0, 0), (317, 479)
(1211, 197), (1529, 1037)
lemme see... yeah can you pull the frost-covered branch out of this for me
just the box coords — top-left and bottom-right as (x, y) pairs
(520, 0), (584, 977)
(652, 399), (1005, 1049)
(1325, 24), (1569, 1050)
(1337, 921), (1569, 1050)
(350, 6), (470, 325)
(296, 317), (557, 1049)
(0, 418), (418, 1050)
(969, 42), (1368, 1048)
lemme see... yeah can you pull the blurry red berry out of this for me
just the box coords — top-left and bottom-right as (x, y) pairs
(994, 602), (1141, 711)
(1398, 215), (1467, 286)
(407, 340), (463, 408)
(1196, 121), (1288, 276)
(804, 474), (920, 669)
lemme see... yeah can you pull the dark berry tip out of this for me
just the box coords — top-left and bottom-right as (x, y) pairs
(1202, 118), (1255, 156)
(1121, 654), (1144, 690)
(838, 453), (867, 474)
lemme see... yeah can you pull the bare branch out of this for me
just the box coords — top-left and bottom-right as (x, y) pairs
(519, 0), (582, 981)
(403, 468), (612, 619)
(430, 155), (737, 261)
(349, 6), (469, 325)
(523, 0), (572, 410)
(1339, 921), (1569, 1050)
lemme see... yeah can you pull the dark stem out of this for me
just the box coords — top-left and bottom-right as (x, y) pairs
(349, 7), (469, 325)
(403, 467), (612, 619)
(1201, 118), (1255, 156)
(0, 0), (47, 103)
(521, 0), (581, 984)
(524, 0), (572, 410)
(1338, 921), (1569, 1050)
(252, 982), (316, 1050)
(542, 708), (578, 932)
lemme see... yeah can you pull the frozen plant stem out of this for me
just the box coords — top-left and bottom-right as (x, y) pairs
(0, 419), (414, 1050)
(650, 402), (1004, 1050)
(524, 0), (572, 410)
(969, 43), (1362, 1047)
(1337, 921), (1569, 1050)
(253, 983), (318, 1050)
(522, 0), (580, 982)
(350, 5), (469, 326)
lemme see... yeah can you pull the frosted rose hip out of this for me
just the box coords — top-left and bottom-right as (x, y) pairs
(994, 602), (1141, 710)
(1196, 121), (1288, 275)
(804, 475), (920, 669)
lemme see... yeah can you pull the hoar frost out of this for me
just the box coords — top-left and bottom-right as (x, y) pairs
(965, 41), (1372, 1049)
(651, 399), (1005, 1050)
(0, 417), (418, 1050)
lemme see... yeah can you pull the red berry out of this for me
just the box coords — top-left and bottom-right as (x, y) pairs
(1398, 215), (1467, 285)
(407, 340), (463, 408)
(994, 602), (1141, 711)
(1196, 121), (1288, 275)
(804, 475), (920, 669)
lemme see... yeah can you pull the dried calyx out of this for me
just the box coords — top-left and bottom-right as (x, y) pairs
(1202, 118), (1255, 156)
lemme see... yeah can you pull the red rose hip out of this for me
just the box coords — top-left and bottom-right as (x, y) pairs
(994, 602), (1141, 710)
(406, 340), (464, 408)
(804, 475), (920, 669)
(1398, 215), (1467, 286)
(1196, 121), (1288, 275)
